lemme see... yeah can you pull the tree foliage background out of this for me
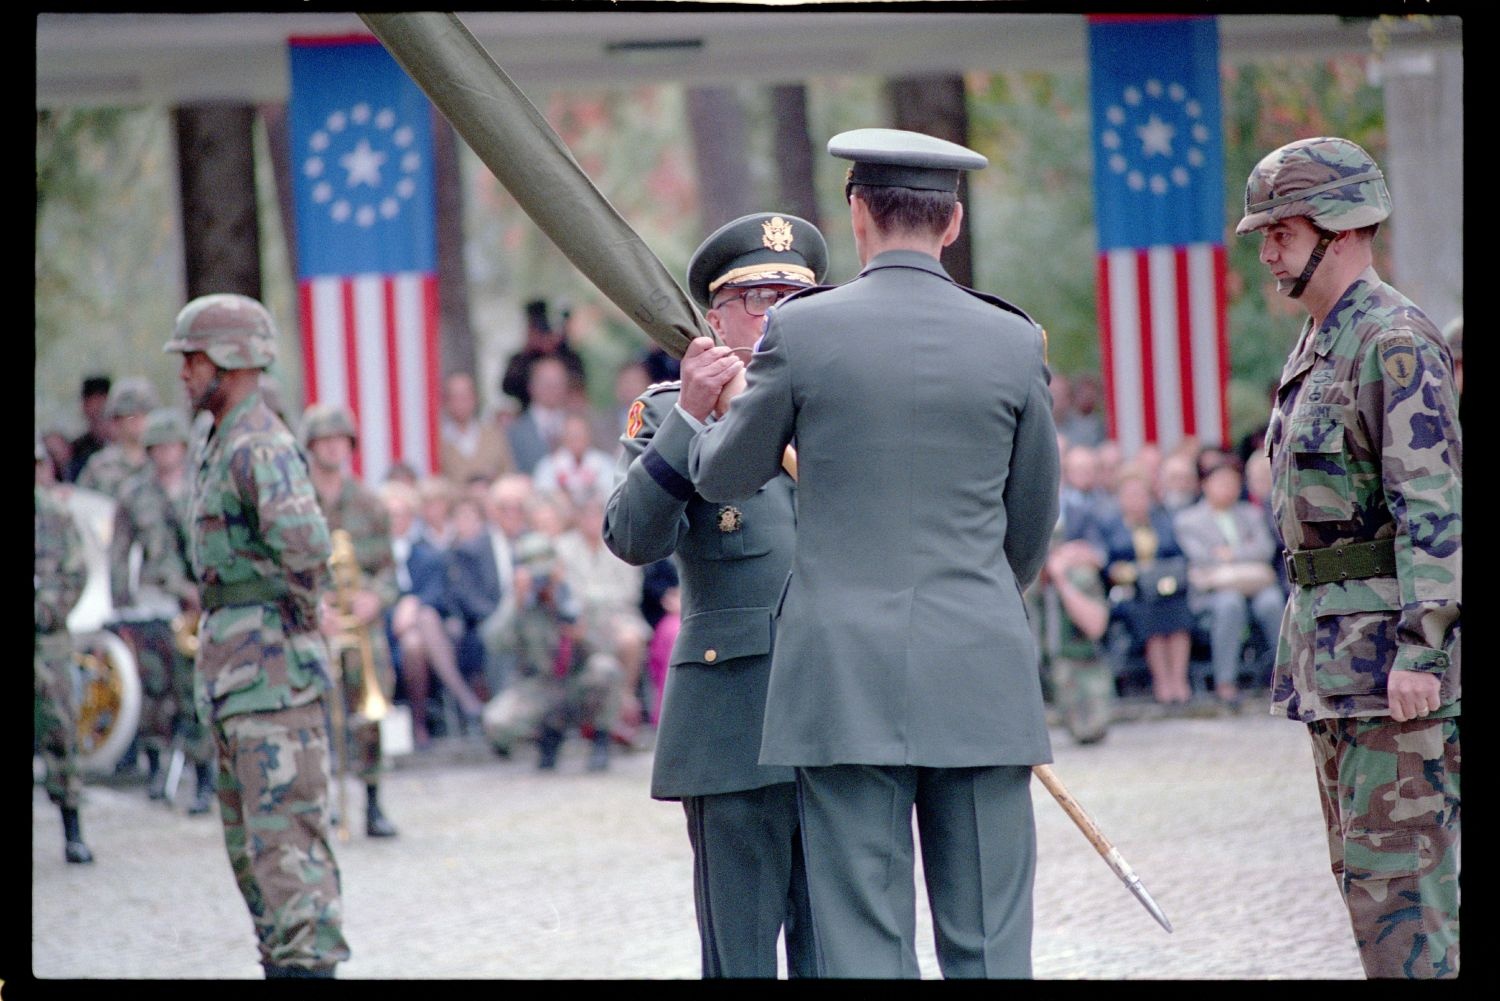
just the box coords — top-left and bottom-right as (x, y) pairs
(37, 48), (1392, 449)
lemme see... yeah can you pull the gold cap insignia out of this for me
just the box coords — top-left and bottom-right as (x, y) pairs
(626, 399), (646, 438)
(762, 217), (794, 253)
(717, 506), (743, 533)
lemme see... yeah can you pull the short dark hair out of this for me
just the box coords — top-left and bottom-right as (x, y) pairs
(81, 375), (111, 399)
(849, 183), (956, 239)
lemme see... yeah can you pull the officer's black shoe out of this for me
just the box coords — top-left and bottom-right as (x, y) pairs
(61, 808), (94, 864)
(365, 784), (398, 838)
(145, 748), (167, 800)
(537, 726), (564, 771)
(263, 964), (336, 979)
(587, 730), (611, 772)
(188, 762), (215, 816)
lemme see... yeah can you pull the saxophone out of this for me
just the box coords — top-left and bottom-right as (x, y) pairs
(328, 529), (391, 724)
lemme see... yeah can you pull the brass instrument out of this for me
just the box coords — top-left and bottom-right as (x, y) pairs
(328, 529), (391, 724)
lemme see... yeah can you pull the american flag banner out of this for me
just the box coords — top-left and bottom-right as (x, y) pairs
(288, 36), (440, 483)
(1088, 15), (1228, 455)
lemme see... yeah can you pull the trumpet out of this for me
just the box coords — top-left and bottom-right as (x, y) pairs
(328, 529), (391, 724)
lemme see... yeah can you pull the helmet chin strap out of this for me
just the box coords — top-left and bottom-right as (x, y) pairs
(1281, 228), (1337, 299)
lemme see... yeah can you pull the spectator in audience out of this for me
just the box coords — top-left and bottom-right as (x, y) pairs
(384, 460), (420, 488)
(478, 473), (534, 697)
(507, 355), (572, 476)
(1049, 372), (1075, 435)
(501, 299), (586, 410)
(1095, 438), (1123, 495)
(439, 371), (515, 488)
(1175, 459), (1286, 710)
(1100, 465), (1195, 705)
(1157, 450), (1201, 515)
(646, 585), (681, 726)
(533, 413), (616, 509)
(444, 494), (504, 702)
(1059, 443), (1113, 546)
(1030, 522), (1114, 745)
(382, 481), (485, 748)
(605, 359), (652, 453)
(1058, 372), (1108, 447)
(1243, 453), (1288, 593)
(555, 492), (652, 743)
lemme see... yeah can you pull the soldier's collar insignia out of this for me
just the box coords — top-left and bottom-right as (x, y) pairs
(762, 216), (794, 252)
(717, 505), (743, 533)
(626, 399), (646, 438)
(1380, 333), (1418, 388)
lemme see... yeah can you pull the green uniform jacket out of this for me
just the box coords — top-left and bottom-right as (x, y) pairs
(188, 392), (334, 720)
(35, 485), (87, 661)
(689, 249), (1059, 768)
(1266, 267), (1461, 721)
(109, 468), (196, 611)
(604, 384), (798, 799)
(321, 475), (399, 696)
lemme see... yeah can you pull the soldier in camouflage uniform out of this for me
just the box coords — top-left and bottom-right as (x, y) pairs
(483, 532), (622, 771)
(76, 376), (158, 497)
(164, 293), (350, 978)
(109, 407), (215, 812)
(302, 402), (399, 838)
(1029, 522), (1114, 745)
(35, 442), (95, 864)
(1238, 137), (1461, 979)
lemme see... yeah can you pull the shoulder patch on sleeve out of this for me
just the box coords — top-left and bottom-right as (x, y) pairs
(625, 399), (647, 438)
(1379, 331), (1419, 388)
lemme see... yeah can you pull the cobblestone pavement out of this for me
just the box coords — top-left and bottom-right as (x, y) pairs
(29, 706), (1367, 981)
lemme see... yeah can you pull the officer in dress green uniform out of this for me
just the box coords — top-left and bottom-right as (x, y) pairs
(165, 293), (350, 978)
(688, 130), (1059, 978)
(302, 403), (399, 838)
(1239, 137), (1461, 979)
(603, 212), (826, 978)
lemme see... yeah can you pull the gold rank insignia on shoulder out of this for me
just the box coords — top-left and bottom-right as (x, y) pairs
(1040, 326), (1050, 365)
(762, 217), (794, 252)
(1380, 333), (1418, 388)
(717, 506), (743, 533)
(626, 399), (646, 438)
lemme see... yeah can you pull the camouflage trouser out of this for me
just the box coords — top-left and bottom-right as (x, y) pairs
(483, 654), (623, 753)
(214, 700), (350, 973)
(1307, 715), (1460, 979)
(34, 649), (82, 810)
(1051, 656), (1114, 745)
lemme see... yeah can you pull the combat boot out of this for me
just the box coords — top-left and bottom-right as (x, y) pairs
(587, 729), (611, 772)
(537, 725), (564, 771)
(61, 807), (93, 864)
(188, 761), (215, 815)
(365, 783), (398, 838)
(145, 746), (167, 800)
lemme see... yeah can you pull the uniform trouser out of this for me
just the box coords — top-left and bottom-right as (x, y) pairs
(682, 783), (816, 978)
(34, 649), (82, 810)
(795, 764), (1036, 979)
(118, 620), (212, 763)
(1204, 586), (1285, 692)
(215, 700), (350, 972)
(1308, 715), (1460, 979)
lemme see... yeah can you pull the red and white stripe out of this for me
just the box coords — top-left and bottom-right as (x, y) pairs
(1096, 242), (1228, 456)
(299, 272), (440, 483)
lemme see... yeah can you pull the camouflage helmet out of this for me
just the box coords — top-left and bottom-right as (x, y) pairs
(300, 402), (358, 448)
(105, 376), (159, 419)
(164, 293), (278, 370)
(1236, 137), (1391, 236)
(142, 407), (191, 449)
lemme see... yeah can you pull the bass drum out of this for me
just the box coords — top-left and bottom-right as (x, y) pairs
(63, 487), (143, 775)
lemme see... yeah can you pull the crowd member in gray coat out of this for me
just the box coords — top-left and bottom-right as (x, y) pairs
(687, 129), (1059, 979)
(604, 211), (828, 978)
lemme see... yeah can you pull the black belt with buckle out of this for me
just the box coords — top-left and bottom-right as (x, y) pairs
(1283, 537), (1397, 588)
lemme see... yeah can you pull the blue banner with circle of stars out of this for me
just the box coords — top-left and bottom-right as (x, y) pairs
(288, 36), (437, 278)
(1088, 16), (1223, 250)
